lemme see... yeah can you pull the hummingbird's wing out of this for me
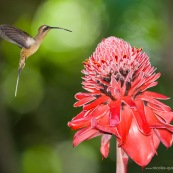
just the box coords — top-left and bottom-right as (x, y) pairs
(0, 24), (35, 49)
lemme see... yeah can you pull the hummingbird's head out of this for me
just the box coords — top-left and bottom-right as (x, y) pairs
(38, 25), (52, 34)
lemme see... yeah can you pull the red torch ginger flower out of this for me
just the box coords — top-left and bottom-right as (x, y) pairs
(68, 36), (173, 168)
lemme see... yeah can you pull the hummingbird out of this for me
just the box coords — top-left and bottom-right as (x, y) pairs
(0, 24), (72, 96)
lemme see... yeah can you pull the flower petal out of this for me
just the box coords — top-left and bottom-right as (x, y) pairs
(121, 97), (137, 110)
(83, 95), (110, 110)
(145, 73), (161, 84)
(139, 96), (171, 112)
(116, 105), (133, 145)
(140, 82), (158, 92)
(100, 134), (112, 158)
(110, 76), (122, 95)
(73, 127), (101, 146)
(75, 92), (95, 100)
(154, 110), (173, 123)
(129, 72), (144, 95)
(141, 91), (169, 100)
(68, 111), (88, 130)
(132, 110), (151, 136)
(69, 104), (109, 130)
(144, 105), (173, 132)
(122, 119), (160, 166)
(109, 100), (121, 126)
(96, 111), (120, 137)
(147, 102), (165, 112)
(154, 129), (173, 148)
(74, 96), (96, 107)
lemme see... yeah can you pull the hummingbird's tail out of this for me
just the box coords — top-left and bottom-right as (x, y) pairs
(15, 56), (26, 97)
(15, 69), (22, 97)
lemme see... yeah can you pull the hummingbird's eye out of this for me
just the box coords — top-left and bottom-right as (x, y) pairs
(43, 26), (50, 32)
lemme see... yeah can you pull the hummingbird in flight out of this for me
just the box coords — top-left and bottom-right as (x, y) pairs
(0, 24), (72, 96)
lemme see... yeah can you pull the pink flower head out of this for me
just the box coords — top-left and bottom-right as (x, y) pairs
(68, 36), (173, 167)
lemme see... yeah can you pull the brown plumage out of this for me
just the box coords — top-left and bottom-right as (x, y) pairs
(0, 24), (72, 96)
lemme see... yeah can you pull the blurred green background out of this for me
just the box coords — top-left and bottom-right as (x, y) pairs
(0, 0), (173, 173)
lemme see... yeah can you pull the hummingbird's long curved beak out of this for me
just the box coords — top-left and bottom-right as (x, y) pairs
(49, 26), (72, 32)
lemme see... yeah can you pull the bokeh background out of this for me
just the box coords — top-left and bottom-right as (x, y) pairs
(0, 0), (173, 173)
